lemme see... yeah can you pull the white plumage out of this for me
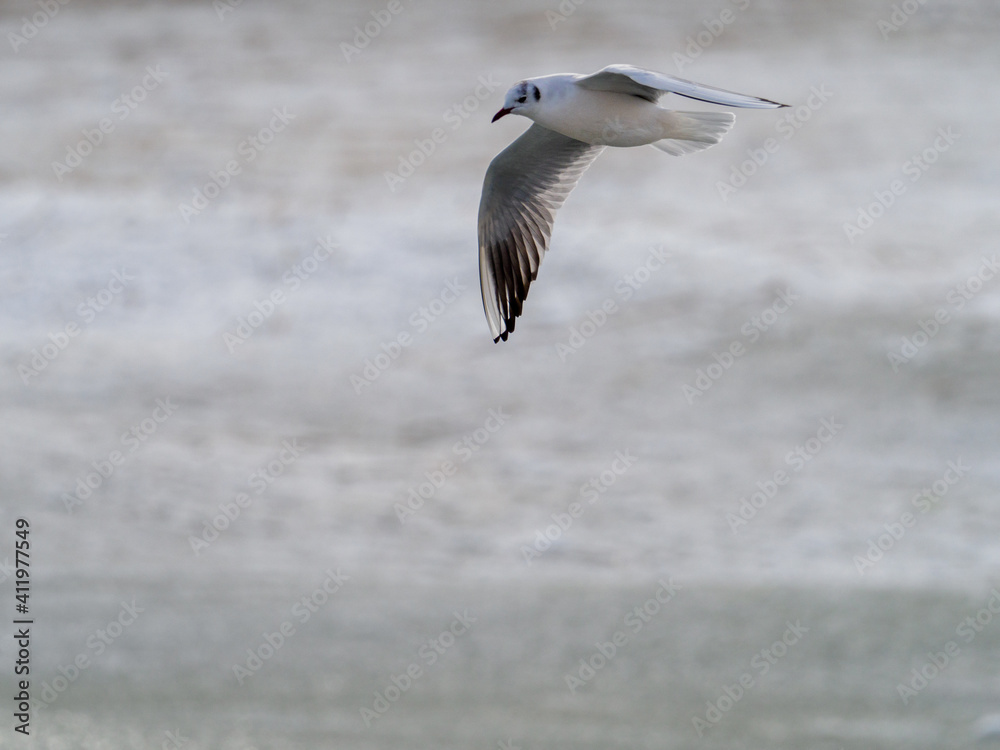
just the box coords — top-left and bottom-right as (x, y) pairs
(478, 64), (786, 342)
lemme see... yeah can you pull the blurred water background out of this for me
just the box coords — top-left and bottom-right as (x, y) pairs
(1, 0), (999, 747)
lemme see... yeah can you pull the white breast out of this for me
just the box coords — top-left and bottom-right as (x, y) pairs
(530, 84), (668, 147)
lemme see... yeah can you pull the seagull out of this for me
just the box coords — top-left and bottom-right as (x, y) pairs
(478, 64), (786, 342)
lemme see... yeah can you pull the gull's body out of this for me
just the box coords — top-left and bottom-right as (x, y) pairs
(478, 64), (786, 342)
(517, 75), (670, 147)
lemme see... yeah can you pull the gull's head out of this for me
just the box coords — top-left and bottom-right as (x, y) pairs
(492, 80), (541, 122)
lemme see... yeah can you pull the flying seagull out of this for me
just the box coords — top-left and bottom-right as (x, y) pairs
(478, 64), (786, 342)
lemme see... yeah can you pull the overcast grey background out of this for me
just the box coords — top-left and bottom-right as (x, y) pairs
(1, 0), (999, 748)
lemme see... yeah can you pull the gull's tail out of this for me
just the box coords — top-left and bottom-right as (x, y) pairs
(650, 110), (735, 156)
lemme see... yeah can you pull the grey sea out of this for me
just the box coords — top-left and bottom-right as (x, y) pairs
(1, 0), (999, 748)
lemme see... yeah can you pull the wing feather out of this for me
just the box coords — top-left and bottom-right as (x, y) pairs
(576, 64), (787, 109)
(478, 124), (604, 342)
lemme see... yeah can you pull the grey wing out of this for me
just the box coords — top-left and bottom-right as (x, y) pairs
(576, 64), (787, 109)
(478, 124), (604, 343)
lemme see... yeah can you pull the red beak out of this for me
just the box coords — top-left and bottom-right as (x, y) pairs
(491, 107), (512, 123)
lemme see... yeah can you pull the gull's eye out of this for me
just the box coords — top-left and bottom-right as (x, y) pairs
(516, 96), (526, 104)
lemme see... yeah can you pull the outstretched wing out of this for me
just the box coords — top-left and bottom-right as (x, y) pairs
(478, 124), (604, 342)
(576, 64), (787, 109)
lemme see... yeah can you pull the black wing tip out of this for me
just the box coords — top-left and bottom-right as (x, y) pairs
(756, 94), (788, 108)
(492, 316), (515, 343)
